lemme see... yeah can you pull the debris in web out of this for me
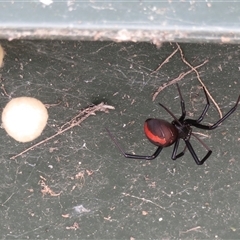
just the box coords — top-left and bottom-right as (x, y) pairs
(73, 204), (90, 214)
(152, 43), (223, 118)
(179, 226), (202, 236)
(151, 45), (179, 74)
(10, 102), (115, 160)
(66, 222), (80, 230)
(152, 60), (208, 100)
(176, 43), (223, 118)
(122, 192), (166, 210)
(122, 192), (174, 216)
(38, 175), (61, 197)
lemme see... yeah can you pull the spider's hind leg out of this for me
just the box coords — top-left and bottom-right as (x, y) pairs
(105, 128), (163, 160)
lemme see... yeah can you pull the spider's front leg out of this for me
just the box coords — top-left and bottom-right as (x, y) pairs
(185, 94), (240, 130)
(196, 86), (210, 123)
(176, 83), (186, 121)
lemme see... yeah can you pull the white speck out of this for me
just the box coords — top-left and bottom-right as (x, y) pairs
(80, 142), (88, 150)
(159, 217), (163, 221)
(73, 205), (90, 214)
(39, 0), (53, 6)
(149, 15), (154, 21)
(48, 165), (53, 169)
(26, 162), (36, 167)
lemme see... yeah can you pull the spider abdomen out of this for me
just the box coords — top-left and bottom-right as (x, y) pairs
(144, 118), (178, 147)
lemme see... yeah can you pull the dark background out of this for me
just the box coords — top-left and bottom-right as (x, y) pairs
(0, 40), (239, 239)
(0, 0), (240, 239)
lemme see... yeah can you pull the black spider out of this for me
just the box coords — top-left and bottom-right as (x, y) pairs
(106, 84), (240, 165)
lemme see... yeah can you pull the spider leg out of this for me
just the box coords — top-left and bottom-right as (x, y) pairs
(185, 94), (240, 130)
(177, 84), (209, 123)
(176, 83), (186, 121)
(171, 138), (187, 160)
(196, 86), (210, 123)
(185, 139), (212, 165)
(105, 128), (163, 160)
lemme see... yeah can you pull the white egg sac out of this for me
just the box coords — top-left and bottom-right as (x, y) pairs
(2, 97), (48, 142)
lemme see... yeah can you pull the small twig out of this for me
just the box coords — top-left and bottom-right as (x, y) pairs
(1, 192), (15, 206)
(1, 84), (10, 97)
(151, 46), (179, 74)
(122, 192), (167, 211)
(66, 222), (79, 230)
(180, 226), (201, 235)
(44, 101), (61, 109)
(10, 102), (115, 160)
(152, 60), (208, 101)
(176, 43), (222, 118)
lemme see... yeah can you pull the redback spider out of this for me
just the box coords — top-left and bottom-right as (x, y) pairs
(106, 84), (240, 165)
